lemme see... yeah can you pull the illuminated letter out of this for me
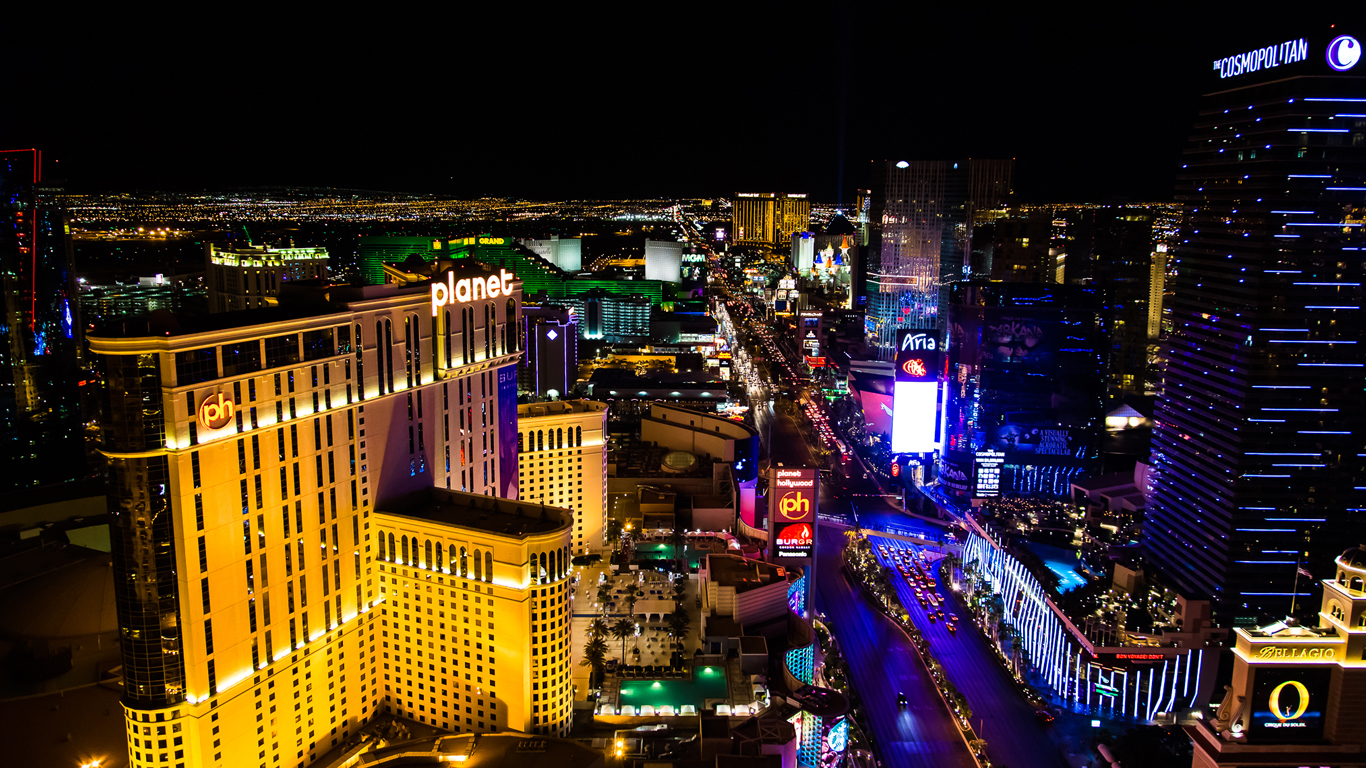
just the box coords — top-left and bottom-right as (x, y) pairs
(431, 282), (448, 316)
(1269, 680), (1310, 722)
(486, 275), (501, 298)
(500, 269), (514, 295)
(472, 276), (486, 300)
(455, 278), (472, 303)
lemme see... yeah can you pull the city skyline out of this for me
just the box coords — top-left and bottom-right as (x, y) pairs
(0, 9), (1345, 202)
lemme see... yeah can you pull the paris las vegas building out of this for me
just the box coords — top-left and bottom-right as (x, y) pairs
(90, 258), (582, 768)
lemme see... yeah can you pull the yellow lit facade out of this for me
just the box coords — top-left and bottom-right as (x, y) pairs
(732, 193), (776, 246)
(373, 489), (575, 738)
(515, 400), (609, 554)
(90, 262), (535, 768)
(205, 244), (330, 312)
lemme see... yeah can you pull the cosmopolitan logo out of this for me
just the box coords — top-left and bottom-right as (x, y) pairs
(1213, 38), (1308, 79)
(431, 269), (517, 316)
(198, 393), (234, 430)
(1327, 36), (1361, 72)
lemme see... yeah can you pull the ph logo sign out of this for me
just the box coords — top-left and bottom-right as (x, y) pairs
(778, 490), (811, 521)
(198, 393), (234, 430)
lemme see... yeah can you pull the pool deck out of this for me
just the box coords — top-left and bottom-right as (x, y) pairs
(600, 658), (760, 717)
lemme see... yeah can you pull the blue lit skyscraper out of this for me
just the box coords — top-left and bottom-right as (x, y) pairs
(866, 158), (1011, 358)
(1144, 26), (1366, 623)
(0, 149), (86, 490)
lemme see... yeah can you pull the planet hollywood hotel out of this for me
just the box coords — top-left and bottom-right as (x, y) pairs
(90, 259), (578, 768)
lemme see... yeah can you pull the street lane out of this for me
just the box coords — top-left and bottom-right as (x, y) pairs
(815, 526), (976, 768)
(872, 537), (1068, 768)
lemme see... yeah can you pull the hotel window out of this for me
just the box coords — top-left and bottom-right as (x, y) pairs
(265, 334), (301, 369)
(223, 341), (262, 377)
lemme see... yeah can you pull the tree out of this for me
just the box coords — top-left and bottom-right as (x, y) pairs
(611, 618), (635, 663)
(606, 519), (623, 548)
(596, 584), (613, 614)
(667, 527), (687, 568)
(590, 617), (610, 641)
(668, 605), (691, 640)
(581, 636), (609, 687)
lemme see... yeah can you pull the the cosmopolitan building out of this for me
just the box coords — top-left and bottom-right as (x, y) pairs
(88, 259), (573, 768)
(1144, 26), (1366, 624)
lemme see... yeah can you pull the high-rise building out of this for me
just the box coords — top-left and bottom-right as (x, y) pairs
(865, 159), (1012, 358)
(732, 193), (776, 246)
(776, 193), (810, 244)
(88, 260), (552, 768)
(941, 282), (1108, 500)
(518, 236), (582, 272)
(373, 489), (575, 737)
(643, 240), (683, 283)
(206, 243), (329, 312)
(358, 236), (446, 285)
(0, 148), (86, 490)
(1144, 26), (1366, 624)
(520, 304), (579, 398)
(515, 400), (609, 553)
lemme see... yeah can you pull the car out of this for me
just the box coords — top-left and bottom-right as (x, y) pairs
(947, 623), (957, 633)
(896, 691), (908, 707)
(1034, 709), (1056, 725)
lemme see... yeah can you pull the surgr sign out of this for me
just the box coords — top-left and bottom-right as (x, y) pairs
(431, 269), (518, 316)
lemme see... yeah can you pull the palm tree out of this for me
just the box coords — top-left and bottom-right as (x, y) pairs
(667, 605), (690, 641)
(667, 527), (688, 570)
(590, 617), (610, 641)
(596, 584), (612, 615)
(611, 618), (635, 664)
(581, 636), (609, 687)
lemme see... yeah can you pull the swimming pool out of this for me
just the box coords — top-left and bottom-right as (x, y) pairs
(1023, 541), (1089, 593)
(632, 543), (710, 569)
(617, 666), (729, 710)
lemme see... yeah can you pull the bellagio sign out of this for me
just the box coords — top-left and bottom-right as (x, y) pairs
(431, 269), (518, 316)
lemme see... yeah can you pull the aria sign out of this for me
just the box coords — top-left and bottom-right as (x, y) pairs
(431, 269), (518, 316)
(198, 393), (235, 430)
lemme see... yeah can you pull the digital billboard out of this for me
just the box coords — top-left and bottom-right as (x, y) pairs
(770, 468), (818, 560)
(891, 330), (941, 454)
(775, 522), (815, 559)
(1247, 667), (1331, 742)
(497, 366), (519, 499)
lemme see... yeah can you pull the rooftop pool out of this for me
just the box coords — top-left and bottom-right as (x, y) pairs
(1023, 541), (1089, 593)
(617, 666), (729, 711)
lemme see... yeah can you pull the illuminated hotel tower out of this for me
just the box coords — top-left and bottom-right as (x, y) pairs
(89, 260), (576, 768)
(866, 159), (1011, 358)
(516, 400), (609, 554)
(732, 193), (777, 246)
(1144, 25), (1366, 624)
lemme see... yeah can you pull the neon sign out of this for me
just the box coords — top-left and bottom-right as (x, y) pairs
(902, 358), (927, 378)
(1327, 35), (1361, 72)
(1213, 37), (1308, 79)
(778, 490), (812, 522)
(1269, 680), (1310, 722)
(198, 393), (235, 430)
(431, 269), (517, 316)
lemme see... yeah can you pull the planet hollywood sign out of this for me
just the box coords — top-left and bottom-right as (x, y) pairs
(430, 269), (518, 316)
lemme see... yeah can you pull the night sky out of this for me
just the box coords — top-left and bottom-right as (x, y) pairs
(0, 5), (1347, 203)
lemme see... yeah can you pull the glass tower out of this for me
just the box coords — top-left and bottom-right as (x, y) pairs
(0, 148), (86, 491)
(1145, 27), (1366, 624)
